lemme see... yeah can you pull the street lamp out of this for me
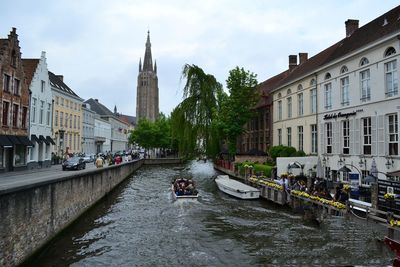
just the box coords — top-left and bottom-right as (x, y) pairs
(386, 156), (394, 169)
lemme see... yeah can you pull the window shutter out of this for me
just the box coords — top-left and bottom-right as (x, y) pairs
(378, 115), (385, 155)
(354, 119), (360, 155)
(333, 121), (340, 154)
(320, 123), (325, 154)
(371, 116), (377, 155)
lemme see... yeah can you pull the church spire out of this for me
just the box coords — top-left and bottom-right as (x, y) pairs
(139, 57), (142, 72)
(154, 60), (157, 74)
(143, 30), (153, 71)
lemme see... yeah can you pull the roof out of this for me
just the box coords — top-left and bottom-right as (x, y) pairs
(255, 70), (289, 108)
(22, 59), (39, 86)
(48, 71), (80, 98)
(118, 114), (136, 126)
(84, 98), (114, 116)
(268, 5), (400, 92)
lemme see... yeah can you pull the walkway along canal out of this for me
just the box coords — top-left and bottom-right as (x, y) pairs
(22, 161), (395, 266)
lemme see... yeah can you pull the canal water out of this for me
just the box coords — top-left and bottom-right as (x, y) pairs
(25, 161), (394, 266)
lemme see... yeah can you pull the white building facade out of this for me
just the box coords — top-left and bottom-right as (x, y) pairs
(24, 52), (55, 169)
(318, 19), (399, 184)
(94, 117), (111, 154)
(82, 103), (95, 155)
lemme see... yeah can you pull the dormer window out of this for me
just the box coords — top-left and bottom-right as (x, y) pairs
(385, 47), (396, 57)
(287, 89), (291, 95)
(340, 66), (348, 74)
(310, 79), (316, 86)
(325, 73), (331, 80)
(277, 93), (282, 98)
(360, 57), (369, 66)
(297, 84), (303, 91)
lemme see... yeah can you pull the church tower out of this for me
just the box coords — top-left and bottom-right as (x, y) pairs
(136, 31), (159, 122)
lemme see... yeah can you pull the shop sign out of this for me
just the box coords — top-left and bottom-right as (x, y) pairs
(323, 109), (363, 120)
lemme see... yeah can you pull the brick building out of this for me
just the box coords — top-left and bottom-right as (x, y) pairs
(0, 28), (33, 172)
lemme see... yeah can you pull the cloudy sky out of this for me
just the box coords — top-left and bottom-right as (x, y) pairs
(1, 0), (399, 117)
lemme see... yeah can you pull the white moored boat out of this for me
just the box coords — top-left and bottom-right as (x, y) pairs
(215, 175), (260, 200)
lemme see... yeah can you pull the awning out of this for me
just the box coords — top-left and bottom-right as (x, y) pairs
(7, 135), (23, 145)
(31, 134), (42, 144)
(338, 166), (352, 173)
(39, 135), (50, 145)
(46, 136), (56, 145)
(0, 135), (13, 147)
(17, 136), (34, 147)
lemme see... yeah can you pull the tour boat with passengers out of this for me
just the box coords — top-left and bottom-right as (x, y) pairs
(215, 175), (260, 200)
(171, 178), (199, 200)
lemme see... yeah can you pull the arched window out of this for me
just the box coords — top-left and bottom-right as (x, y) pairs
(297, 84), (303, 91)
(310, 79), (316, 86)
(277, 93), (282, 98)
(360, 57), (369, 66)
(287, 89), (291, 95)
(385, 47), (396, 57)
(325, 73), (331, 80)
(340, 66), (348, 74)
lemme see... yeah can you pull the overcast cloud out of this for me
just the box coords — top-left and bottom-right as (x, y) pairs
(1, 0), (399, 116)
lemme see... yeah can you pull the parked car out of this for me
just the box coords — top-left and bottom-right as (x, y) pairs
(62, 157), (86, 171)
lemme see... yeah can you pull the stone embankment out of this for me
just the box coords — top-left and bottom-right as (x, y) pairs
(0, 158), (181, 267)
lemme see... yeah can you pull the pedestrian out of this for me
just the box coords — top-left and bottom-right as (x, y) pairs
(95, 156), (104, 168)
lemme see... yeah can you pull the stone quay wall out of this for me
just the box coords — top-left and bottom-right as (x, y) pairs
(0, 160), (144, 267)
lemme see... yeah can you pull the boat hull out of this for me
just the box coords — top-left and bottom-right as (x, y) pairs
(215, 175), (260, 200)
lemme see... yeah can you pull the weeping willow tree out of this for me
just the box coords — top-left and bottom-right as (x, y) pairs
(171, 64), (223, 159)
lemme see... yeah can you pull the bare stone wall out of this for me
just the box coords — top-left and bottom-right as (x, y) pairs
(0, 160), (143, 267)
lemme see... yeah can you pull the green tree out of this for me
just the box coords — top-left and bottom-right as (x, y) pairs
(129, 118), (156, 150)
(216, 67), (258, 156)
(269, 145), (300, 161)
(170, 64), (223, 159)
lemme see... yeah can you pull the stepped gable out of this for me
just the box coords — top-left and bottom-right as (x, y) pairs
(22, 59), (39, 86)
(255, 70), (289, 108)
(48, 71), (79, 97)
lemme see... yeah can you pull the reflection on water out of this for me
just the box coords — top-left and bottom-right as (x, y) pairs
(24, 161), (394, 266)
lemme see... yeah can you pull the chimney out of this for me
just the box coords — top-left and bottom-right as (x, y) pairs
(56, 75), (64, 82)
(289, 55), (297, 71)
(345, 19), (359, 37)
(299, 53), (308, 65)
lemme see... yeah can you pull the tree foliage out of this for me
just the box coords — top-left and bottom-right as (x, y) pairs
(269, 145), (305, 161)
(215, 67), (258, 155)
(170, 64), (223, 159)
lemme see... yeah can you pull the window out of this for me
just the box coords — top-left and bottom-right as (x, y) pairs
(342, 120), (350, 154)
(326, 122), (332, 154)
(61, 98), (64, 106)
(310, 79), (316, 86)
(388, 114), (398, 155)
(385, 47), (396, 57)
(39, 100), (44, 124)
(12, 104), (18, 127)
(13, 79), (20, 95)
(360, 57), (369, 66)
(65, 113), (68, 128)
(22, 107), (27, 128)
(341, 77), (350, 106)
(11, 50), (17, 67)
(278, 100), (282, 120)
(340, 66), (348, 73)
(56, 96), (59, 105)
(41, 80), (45, 93)
(55, 110), (58, 126)
(2, 101), (9, 126)
(311, 124), (317, 154)
(325, 73), (331, 80)
(287, 127), (292, 147)
(287, 89), (291, 95)
(69, 114), (72, 128)
(31, 98), (37, 123)
(75, 103), (77, 110)
(362, 117), (371, 155)
(60, 112), (63, 127)
(46, 103), (51, 125)
(324, 83), (332, 110)
(15, 145), (26, 166)
(74, 115), (76, 129)
(360, 69), (371, 102)
(73, 134), (76, 150)
(66, 100), (69, 108)
(3, 74), (11, 92)
(278, 93), (282, 98)
(78, 116), (80, 129)
(385, 60), (398, 97)
(287, 97), (292, 118)
(297, 84), (303, 91)
(278, 129), (282, 145)
(297, 93), (303, 116)
(310, 89), (317, 114)
(298, 126), (303, 152)
(69, 135), (72, 150)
